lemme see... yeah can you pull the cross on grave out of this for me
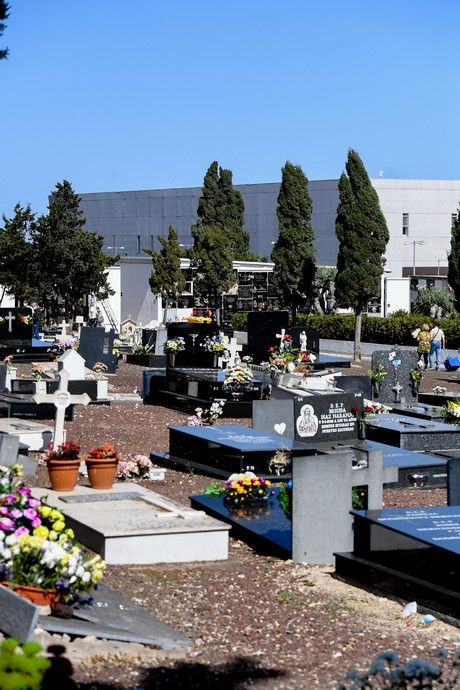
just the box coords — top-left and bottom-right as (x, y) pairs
(220, 336), (243, 368)
(276, 328), (286, 352)
(33, 369), (91, 446)
(60, 319), (67, 336)
(6, 311), (16, 333)
(392, 381), (403, 404)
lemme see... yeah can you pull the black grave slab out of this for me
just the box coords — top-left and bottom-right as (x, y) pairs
(46, 379), (99, 401)
(190, 490), (291, 558)
(448, 456), (460, 505)
(0, 363), (6, 392)
(78, 327), (118, 372)
(365, 413), (460, 451)
(312, 353), (351, 370)
(153, 423), (318, 478)
(0, 307), (33, 351)
(418, 391), (460, 407)
(288, 326), (319, 354)
(166, 322), (219, 367)
(142, 328), (157, 350)
(0, 393), (74, 420)
(126, 353), (165, 367)
(39, 583), (191, 648)
(247, 311), (289, 364)
(335, 375), (372, 399)
(335, 507), (460, 619)
(371, 349), (418, 405)
(389, 403), (445, 421)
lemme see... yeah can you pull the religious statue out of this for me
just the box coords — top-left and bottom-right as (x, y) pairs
(300, 331), (307, 352)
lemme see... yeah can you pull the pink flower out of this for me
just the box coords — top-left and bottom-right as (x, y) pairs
(4, 494), (17, 505)
(10, 509), (22, 519)
(31, 518), (41, 528)
(0, 507), (9, 516)
(14, 526), (29, 537)
(0, 518), (14, 530)
(23, 508), (37, 520)
(26, 498), (41, 508)
(17, 487), (31, 496)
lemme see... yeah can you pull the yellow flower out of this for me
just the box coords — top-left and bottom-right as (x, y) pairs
(50, 509), (64, 521)
(48, 530), (57, 541)
(65, 528), (74, 539)
(52, 520), (65, 532)
(39, 505), (52, 518)
(33, 526), (49, 539)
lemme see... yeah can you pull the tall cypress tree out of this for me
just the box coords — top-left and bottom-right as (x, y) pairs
(448, 208), (460, 310)
(146, 226), (186, 319)
(0, 203), (36, 304)
(0, 1), (9, 60)
(271, 161), (316, 320)
(335, 149), (389, 361)
(193, 224), (235, 324)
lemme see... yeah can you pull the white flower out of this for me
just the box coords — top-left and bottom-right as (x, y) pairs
(309, 353), (317, 362)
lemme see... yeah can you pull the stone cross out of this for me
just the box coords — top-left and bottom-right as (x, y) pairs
(60, 320), (67, 336)
(392, 381), (402, 404)
(276, 328), (286, 351)
(220, 336), (243, 368)
(33, 370), (91, 445)
(6, 311), (16, 333)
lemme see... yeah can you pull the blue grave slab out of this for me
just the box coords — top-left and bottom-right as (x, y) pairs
(365, 413), (460, 451)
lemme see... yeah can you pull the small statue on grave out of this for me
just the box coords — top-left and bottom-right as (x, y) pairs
(300, 331), (307, 352)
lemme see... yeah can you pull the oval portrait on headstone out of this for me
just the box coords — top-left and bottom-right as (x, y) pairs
(295, 404), (319, 438)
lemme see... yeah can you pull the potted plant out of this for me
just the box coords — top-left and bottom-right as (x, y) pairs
(163, 336), (185, 366)
(85, 442), (121, 489)
(40, 440), (81, 492)
(369, 363), (387, 398)
(223, 363), (254, 400)
(200, 335), (228, 366)
(224, 471), (274, 509)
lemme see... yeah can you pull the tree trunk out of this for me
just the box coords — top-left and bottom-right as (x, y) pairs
(353, 309), (362, 363)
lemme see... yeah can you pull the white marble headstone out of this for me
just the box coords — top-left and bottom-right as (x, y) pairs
(58, 348), (86, 380)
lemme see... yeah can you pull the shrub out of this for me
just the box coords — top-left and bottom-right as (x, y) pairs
(412, 287), (455, 316)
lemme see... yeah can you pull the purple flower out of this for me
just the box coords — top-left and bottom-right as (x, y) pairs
(17, 487), (31, 496)
(14, 526), (29, 537)
(0, 518), (14, 531)
(4, 494), (17, 505)
(23, 508), (37, 520)
(0, 507), (9, 516)
(31, 518), (41, 528)
(27, 498), (41, 508)
(10, 509), (22, 519)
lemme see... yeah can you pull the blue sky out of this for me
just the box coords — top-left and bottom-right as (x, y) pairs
(1, 0), (458, 218)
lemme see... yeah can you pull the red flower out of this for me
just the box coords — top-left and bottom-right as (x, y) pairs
(268, 346), (275, 353)
(283, 334), (292, 342)
(351, 405), (359, 414)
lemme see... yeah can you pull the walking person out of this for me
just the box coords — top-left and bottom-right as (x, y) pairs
(416, 323), (431, 370)
(429, 321), (446, 371)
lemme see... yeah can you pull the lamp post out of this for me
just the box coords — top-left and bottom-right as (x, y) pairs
(405, 240), (425, 277)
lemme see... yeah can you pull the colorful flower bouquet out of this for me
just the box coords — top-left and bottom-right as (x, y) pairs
(116, 454), (153, 480)
(224, 471), (273, 506)
(223, 363), (254, 392)
(40, 440), (81, 464)
(442, 400), (460, 425)
(187, 401), (225, 426)
(200, 335), (227, 355)
(0, 465), (106, 605)
(86, 442), (121, 461)
(19, 315), (32, 326)
(164, 337), (186, 353)
(351, 401), (391, 421)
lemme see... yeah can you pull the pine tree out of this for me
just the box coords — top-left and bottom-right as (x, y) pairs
(145, 226), (186, 319)
(0, 1), (9, 60)
(270, 161), (316, 320)
(448, 208), (460, 310)
(0, 204), (36, 304)
(335, 149), (389, 361)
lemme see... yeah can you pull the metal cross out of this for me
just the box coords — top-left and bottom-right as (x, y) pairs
(392, 381), (403, 404)
(6, 311), (16, 333)
(33, 369), (91, 446)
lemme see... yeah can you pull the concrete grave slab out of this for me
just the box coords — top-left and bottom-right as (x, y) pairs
(0, 418), (52, 451)
(31, 483), (230, 565)
(0, 584), (39, 642)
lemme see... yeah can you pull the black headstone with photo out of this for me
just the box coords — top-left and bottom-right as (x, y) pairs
(78, 327), (118, 373)
(166, 322), (219, 367)
(247, 311), (289, 364)
(0, 308), (33, 350)
(288, 326), (320, 354)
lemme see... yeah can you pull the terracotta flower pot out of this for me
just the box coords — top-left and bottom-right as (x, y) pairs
(2, 582), (57, 607)
(47, 458), (80, 492)
(85, 457), (118, 490)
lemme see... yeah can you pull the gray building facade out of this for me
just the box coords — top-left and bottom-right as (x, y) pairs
(78, 180), (340, 264)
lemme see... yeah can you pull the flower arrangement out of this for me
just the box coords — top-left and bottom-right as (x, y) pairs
(223, 363), (254, 392)
(19, 314), (32, 326)
(369, 364), (388, 384)
(224, 471), (273, 506)
(200, 335), (227, 355)
(86, 442), (121, 461)
(0, 464), (106, 604)
(31, 362), (46, 381)
(93, 361), (108, 378)
(116, 454), (153, 480)
(266, 339), (316, 374)
(410, 368), (423, 387)
(187, 401), (225, 425)
(351, 401), (391, 421)
(57, 336), (77, 351)
(442, 400), (460, 425)
(163, 337), (186, 353)
(40, 440), (81, 463)
(3, 355), (12, 370)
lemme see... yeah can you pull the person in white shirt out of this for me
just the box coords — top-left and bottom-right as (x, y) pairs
(429, 322), (445, 371)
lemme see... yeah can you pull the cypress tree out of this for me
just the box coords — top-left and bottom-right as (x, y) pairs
(193, 225), (235, 324)
(448, 208), (460, 310)
(0, 203), (36, 304)
(271, 161), (316, 320)
(146, 226), (186, 319)
(0, 1), (9, 60)
(335, 149), (389, 361)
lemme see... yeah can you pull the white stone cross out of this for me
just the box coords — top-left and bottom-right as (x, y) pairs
(33, 369), (91, 446)
(6, 311), (16, 333)
(219, 335), (243, 368)
(276, 328), (286, 352)
(60, 319), (67, 336)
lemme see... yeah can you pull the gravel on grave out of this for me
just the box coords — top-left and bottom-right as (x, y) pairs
(27, 361), (460, 689)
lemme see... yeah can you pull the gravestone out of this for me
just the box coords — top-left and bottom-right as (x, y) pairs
(78, 326), (118, 372)
(247, 311), (289, 364)
(0, 585), (39, 642)
(335, 375), (372, 400)
(253, 392), (363, 443)
(293, 449), (398, 564)
(0, 307), (33, 350)
(0, 363), (6, 392)
(288, 326), (320, 354)
(365, 412), (460, 451)
(154, 327), (168, 355)
(58, 348), (86, 379)
(371, 349), (418, 405)
(0, 434), (37, 477)
(142, 328), (157, 350)
(166, 322), (219, 367)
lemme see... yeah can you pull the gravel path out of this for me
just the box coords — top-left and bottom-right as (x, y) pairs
(23, 361), (460, 688)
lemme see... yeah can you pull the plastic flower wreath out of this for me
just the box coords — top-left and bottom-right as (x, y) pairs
(224, 471), (274, 506)
(163, 337), (186, 353)
(223, 363), (254, 391)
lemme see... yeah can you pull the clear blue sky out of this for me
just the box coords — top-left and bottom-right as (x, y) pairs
(1, 0), (459, 218)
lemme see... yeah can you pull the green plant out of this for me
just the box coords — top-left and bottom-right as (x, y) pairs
(369, 364), (387, 384)
(412, 287), (455, 316)
(352, 486), (367, 510)
(0, 638), (51, 690)
(277, 589), (295, 604)
(410, 368), (422, 386)
(203, 482), (225, 497)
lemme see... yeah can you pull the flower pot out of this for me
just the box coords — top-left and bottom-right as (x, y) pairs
(85, 457), (119, 489)
(357, 420), (367, 440)
(167, 352), (176, 368)
(372, 381), (380, 398)
(1, 582), (57, 607)
(47, 458), (80, 492)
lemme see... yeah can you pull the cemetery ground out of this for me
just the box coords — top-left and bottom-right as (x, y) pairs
(18, 362), (460, 688)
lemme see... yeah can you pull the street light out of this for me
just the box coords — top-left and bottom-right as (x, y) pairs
(404, 240), (426, 277)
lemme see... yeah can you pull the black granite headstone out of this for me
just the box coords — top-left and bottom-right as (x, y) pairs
(293, 393), (362, 442)
(247, 311), (289, 364)
(142, 329), (157, 350)
(371, 349), (418, 405)
(448, 457), (460, 505)
(0, 363), (6, 392)
(288, 326), (320, 354)
(166, 322), (219, 367)
(0, 308), (33, 350)
(335, 375), (372, 400)
(78, 327), (118, 373)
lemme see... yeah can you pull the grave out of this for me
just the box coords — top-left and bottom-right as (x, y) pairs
(191, 447), (398, 564)
(0, 391), (75, 421)
(335, 375), (373, 400)
(166, 322), (219, 368)
(287, 326), (320, 354)
(31, 482), (230, 565)
(0, 418), (52, 451)
(253, 392), (363, 443)
(335, 506), (460, 619)
(371, 348), (419, 405)
(78, 326), (118, 372)
(0, 434), (36, 477)
(0, 307), (57, 361)
(365, 412), (460, 451)
(247, 311), (289, 364)
(418, 390), (460, 407)
(152, 423), (321, 479)
(389, 402), (445, 422)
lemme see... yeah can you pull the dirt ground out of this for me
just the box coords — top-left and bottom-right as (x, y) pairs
(22, 361), (460, 689)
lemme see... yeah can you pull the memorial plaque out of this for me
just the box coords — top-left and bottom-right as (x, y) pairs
(247, 311), (289, 364)
(252, 399), (296, 439)
(0, 307), (33, 350)
(293, 392), (362, 442)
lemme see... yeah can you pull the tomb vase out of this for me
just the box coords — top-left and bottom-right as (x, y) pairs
(213, 354), (219, 368)
(372, 381), (380, 399)
(167, 352), (176, 368)
(46, 458), (80, 492)
(85, 456), (118, 489)
(1, 582), (57, 607)
(357, 420), (367, 440)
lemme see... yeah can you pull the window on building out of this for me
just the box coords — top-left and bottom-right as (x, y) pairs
(402, 213), (409, 236)
(452, 213), (458, 229)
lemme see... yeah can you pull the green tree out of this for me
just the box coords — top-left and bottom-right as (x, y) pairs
(0, 203), (36, 304)
(448, 208), (460, 310)
(32, 180), (115, 320)
(335, 149), (389, 361)
(145, 226), (185, 320)
(0, 1), (9, 60)
(270, 161), (316, 320)
(193, 225), (235, 324)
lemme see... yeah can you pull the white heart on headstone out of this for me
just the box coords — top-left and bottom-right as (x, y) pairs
(274, 423), (286, 435)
